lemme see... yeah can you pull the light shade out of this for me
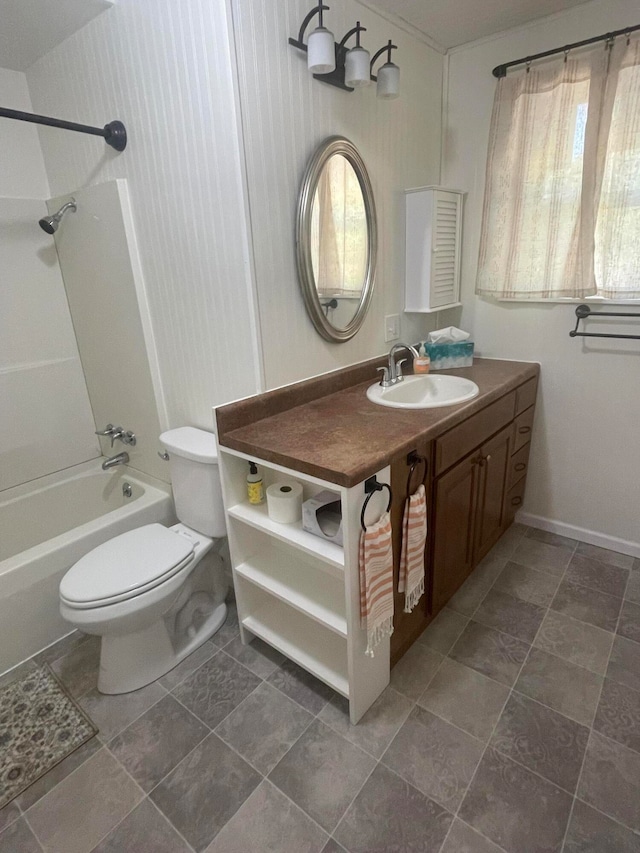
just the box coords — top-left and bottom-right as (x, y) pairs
(345, 46), (371, 87)
(307, 27), (335, 74)
(377, 61), (400, 99)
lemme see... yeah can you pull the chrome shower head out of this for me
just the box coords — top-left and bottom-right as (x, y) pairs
(39, 199), (77, 234)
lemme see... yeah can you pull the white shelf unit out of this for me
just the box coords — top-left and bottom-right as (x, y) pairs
(218, 444), (390, 723)
(405, 186), (464, 313)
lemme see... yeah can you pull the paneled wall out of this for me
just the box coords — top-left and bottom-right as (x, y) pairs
(232, 0), (445, 388)
(442, 0), (640, 548)
(26, 0), (263, 428)
(0, 68), (98, 491)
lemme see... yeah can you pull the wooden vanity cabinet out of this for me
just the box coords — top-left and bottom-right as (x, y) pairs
(430, 378), (537, 615)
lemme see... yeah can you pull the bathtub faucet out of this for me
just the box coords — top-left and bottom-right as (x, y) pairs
(102, 452), (129, 471)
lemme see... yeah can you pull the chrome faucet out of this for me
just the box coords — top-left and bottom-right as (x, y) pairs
(102, 452), (129, 471)
(377, 342), (420, 387)
(95, 424), (137, 447)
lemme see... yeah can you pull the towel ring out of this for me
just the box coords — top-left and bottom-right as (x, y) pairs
(361, 477), (392, 531)
(406, 452), (428, 498)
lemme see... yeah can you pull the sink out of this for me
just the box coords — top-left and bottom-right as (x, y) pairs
(367, 374), (480, 410)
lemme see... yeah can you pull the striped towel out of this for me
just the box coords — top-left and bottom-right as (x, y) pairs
(398, 484), (427, 613)
(359, 511), (394, 657)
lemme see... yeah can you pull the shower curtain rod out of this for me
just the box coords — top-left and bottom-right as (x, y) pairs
(0, 107), (127, 151)
(492, 22), (640, 78)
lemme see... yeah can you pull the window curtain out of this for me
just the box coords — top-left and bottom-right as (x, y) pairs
(311, 157), (367, 297)
(476, 34), (640, 299)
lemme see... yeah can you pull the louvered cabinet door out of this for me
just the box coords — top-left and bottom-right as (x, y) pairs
(405, 186), (463, 313)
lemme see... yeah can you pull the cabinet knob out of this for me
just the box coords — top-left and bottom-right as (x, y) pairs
(518, 426), (531, 434)
(486, 455), (491, 462)
(514, 462), (527, 472)
(511, 496), (523, 506)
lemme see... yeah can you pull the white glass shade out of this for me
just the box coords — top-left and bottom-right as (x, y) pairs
(345, 46), (371, 87)
(307, 27), (335, 74)
(377, 62), (400, 99)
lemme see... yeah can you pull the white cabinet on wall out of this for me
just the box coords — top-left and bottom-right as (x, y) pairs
(218, 446), (390, 724)
(405, 186), (464, 313)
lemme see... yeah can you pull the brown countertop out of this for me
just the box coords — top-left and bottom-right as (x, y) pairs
(216, 358), (540, 487)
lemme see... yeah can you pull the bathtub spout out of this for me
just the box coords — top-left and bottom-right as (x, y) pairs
(102, 452), (129, 470)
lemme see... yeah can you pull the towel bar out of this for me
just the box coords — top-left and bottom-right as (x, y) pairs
(570, 304), (640, 340)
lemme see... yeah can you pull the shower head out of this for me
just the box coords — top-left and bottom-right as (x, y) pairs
(39, 199), (77, 234)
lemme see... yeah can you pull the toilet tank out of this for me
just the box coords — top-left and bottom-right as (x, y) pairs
(159, 427), (226, 538)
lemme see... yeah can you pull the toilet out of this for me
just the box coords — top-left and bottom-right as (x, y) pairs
(59, 427), (228, 694)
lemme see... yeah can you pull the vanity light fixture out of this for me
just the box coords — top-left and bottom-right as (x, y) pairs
(289, 2), (399, 98)
(370, 40), (400, 100)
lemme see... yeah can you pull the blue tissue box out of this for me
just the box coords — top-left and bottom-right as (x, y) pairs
(419, 341), (474, 370)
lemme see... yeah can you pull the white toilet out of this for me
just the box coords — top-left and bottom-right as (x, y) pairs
(59, 427), (228, 694)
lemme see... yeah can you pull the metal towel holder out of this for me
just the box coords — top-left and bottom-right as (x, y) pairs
(361, 476), (392, 531)
(570, 304), (640, 340)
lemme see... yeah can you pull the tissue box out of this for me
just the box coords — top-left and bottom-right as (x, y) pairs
(421, 341), (474, 370)
(302, 490), (343, 546)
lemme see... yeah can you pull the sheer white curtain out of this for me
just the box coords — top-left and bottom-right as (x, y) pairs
(476, 34), (640, 300)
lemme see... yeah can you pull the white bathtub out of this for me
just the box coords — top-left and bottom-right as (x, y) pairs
(0, 460), (174, 674)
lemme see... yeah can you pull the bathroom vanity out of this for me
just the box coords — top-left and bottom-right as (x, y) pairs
(216, 357), (539, 722)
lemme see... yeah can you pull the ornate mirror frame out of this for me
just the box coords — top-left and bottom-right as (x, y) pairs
(295, 136), (378, 343)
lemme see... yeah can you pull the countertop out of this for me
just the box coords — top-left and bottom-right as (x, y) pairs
(215, 358), (539, 487)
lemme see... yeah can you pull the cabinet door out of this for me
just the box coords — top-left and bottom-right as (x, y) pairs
(474, 425), (512, 561)
(432, 452), (479, 611)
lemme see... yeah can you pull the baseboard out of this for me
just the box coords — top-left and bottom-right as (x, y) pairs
(517, 512), (640, 559)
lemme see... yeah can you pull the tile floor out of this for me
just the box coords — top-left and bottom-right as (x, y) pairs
(2, 524), (640, 852)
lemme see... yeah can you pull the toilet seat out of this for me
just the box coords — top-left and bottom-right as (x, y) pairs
(60, 523), (195, 609)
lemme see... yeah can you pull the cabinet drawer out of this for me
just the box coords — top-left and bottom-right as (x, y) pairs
(508, 442), (531, 489)
(435, 391), (516, 475)
(504, 479), (526, 523)
(512, 406), (535, 453)
(515, 377), (537, 415)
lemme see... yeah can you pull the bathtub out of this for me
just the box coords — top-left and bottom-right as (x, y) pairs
(0, 459), (174, 674)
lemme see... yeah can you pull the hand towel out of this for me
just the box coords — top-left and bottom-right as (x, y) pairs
(359, 512), (394, 657)
(398, 484), (427, 613)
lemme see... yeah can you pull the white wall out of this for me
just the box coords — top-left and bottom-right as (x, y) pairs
(231, 0), (446, 388)
(51, 180), (168, 481)
(0, 67), (98, 491)
(443, 0), (640, 546)
(26, 0), (263, 429)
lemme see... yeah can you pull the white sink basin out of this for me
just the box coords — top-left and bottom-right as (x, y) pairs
(367, 374), (480, 410)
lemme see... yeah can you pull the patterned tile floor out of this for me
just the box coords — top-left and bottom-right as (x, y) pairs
(2, 524), (640, 852)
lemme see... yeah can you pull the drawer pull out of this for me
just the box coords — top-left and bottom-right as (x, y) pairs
(518, 426), (531, 434)
(511, 496), (523, 506)
(514, 462), (527, 472)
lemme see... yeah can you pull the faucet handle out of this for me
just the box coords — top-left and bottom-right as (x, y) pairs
(395, 359), (407, 381)
(95, 423), (115, 436)
(376, 366), (392, 387)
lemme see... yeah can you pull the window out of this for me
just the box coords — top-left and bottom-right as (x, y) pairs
(476, 35), (640, 300)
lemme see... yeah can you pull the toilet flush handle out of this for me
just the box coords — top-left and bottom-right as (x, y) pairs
(158, 450), (170, 461)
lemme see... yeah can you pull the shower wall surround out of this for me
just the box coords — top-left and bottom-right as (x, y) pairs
(50, 179), (168, 481)
(0, 67), (98, 491)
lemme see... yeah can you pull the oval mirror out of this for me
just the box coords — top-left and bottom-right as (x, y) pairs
(296, 136), (378, 342)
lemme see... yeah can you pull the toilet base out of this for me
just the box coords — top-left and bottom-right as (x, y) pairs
(97, 601), (227, 694)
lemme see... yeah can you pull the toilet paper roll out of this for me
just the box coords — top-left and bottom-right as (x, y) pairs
(266, 481), (303, 524)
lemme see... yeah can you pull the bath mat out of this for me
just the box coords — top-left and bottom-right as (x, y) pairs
(0, 664), (98, 809)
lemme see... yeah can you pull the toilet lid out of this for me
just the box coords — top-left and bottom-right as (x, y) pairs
(60, 524), (195, 607)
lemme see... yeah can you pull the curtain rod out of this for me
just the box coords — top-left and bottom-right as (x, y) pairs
(0, 107), (127, 151)
(492, 22), (640, 78)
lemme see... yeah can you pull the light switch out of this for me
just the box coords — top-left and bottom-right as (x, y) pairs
(384, 314), (400, 342)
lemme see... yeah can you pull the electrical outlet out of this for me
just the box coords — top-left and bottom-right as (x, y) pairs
(384, 314), (400, 342)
